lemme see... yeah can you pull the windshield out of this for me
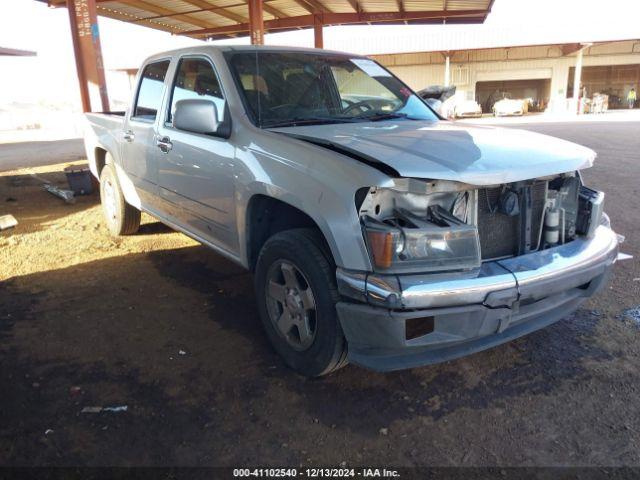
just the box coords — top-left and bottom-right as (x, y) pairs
(225, 51), (439, 128)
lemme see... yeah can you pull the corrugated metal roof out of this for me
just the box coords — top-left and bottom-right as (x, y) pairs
(0, 47), (37, 56)
(42, 0), (493, 39)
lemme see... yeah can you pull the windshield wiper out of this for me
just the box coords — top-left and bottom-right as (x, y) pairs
(264, 117), (358, 128)
(353, 112), (412, 122)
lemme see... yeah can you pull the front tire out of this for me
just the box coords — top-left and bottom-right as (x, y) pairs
(255, 228), (348, 377)
(99, 162), (140, 236)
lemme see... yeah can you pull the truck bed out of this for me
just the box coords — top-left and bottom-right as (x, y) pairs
(83, 112), (127, 179)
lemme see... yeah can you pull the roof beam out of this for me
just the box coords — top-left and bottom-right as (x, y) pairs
(290, 0), (313, 13)
(561, 43), (585, 56)
(180, 0), (247, 23)
(113, 0), (287, 22)
(262, 4), (288, 18)
(291, 0), (330, 14)
(181, 9), (487, 36)
(345, 0), (360, 12)
(108, 0), (217, 29)
(128, 2), (243, 21)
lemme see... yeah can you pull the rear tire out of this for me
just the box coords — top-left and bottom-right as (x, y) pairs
(99, 162), (140, 236)
(255, 228), (348, 377)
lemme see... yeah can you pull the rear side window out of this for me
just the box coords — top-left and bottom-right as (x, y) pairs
(133, 60), (170, 121)
(168, 57), (226, 123)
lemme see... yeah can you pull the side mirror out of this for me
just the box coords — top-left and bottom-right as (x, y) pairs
(173, 99), (219, 135)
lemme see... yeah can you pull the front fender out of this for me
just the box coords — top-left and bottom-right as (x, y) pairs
(233, 145), (391, 271)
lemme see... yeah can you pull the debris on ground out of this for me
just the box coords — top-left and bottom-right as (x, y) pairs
(0, 214), (18, 231)
(69, 386), (82, 397)
(64, 165), (95, 195)
(623, 306), (640, 326)
(44, 429), (54, 435)
(178, 350), (186, 356)
(103, 405), (128, 412)
(44, 184), (75, 204)
(81, 406), (103, 413)
(81, 405), (128, 413)
(379, 428), (389, 436)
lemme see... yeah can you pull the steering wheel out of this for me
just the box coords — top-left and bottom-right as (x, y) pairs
(269, 103), (297, 113)
(342, 100), (375, 116)
(342, 99), (399, 117)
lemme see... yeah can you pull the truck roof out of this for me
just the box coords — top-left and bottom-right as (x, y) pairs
(143, 44), (366, 63)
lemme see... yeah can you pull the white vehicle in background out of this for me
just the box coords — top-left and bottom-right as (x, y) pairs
(493, 98), (526, 116)
(418, 85), (456, 118)
(453, 99), (483, 118)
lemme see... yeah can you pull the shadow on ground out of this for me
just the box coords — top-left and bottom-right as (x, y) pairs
(0, 244), (622, 466)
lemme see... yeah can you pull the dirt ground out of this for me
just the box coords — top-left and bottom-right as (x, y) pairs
(1, 120), (639, 469)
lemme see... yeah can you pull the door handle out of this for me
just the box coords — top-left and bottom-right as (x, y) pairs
(156, 136), (173, 153)
(123, 130), (135, 142)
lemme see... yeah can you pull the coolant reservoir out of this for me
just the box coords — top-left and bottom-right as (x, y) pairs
(544, 209), (560, 246)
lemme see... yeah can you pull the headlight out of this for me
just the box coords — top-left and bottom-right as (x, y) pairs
(363, 206), (481, 274)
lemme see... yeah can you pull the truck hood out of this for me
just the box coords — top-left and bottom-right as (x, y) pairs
(272, 120), (596, 185)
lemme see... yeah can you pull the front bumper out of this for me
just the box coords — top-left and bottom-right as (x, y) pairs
(336, 226), (619, 371)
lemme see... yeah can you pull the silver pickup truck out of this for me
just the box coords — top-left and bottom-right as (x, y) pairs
(84, 45), (620, 377)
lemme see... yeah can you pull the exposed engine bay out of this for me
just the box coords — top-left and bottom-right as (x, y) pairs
(357, 174), (605, 274)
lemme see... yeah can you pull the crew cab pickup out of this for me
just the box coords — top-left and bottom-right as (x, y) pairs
(84, 45), (620, 376)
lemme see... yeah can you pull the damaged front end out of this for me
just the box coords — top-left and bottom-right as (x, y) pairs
(335, 173), (620, 371)
(357, 173), (606, 275)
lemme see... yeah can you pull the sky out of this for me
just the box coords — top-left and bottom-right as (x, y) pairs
(0, 0), (639, 110)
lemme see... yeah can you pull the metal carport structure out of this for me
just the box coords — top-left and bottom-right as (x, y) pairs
(0, 47), (37, 57)
(36, 0), (494, 112)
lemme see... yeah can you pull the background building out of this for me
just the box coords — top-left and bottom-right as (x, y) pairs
(370, 36), (640, 113)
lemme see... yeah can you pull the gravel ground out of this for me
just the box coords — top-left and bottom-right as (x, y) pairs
(0, 120), (639, 468)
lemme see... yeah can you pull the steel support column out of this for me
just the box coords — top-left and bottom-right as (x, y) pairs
(573, 48), (584, 114)
(248, 0), (265, 45)
(66, 0), (109, 112)
(313, 15), (323, 49)
(443, 54), (451, 87)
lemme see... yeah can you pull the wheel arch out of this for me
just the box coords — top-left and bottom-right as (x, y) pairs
(94, 147), (109, 177)
(245, 194), (336, 272)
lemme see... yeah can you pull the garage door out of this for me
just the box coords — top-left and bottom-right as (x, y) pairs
(568, 64), (640, 109)
(476, 78), (552, 113)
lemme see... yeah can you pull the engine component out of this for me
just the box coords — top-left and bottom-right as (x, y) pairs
(576, 186), (605, 237)
(517, 185), (533, 254)
(544, 208), (560, 246)
(476, 182), (546, 259)
(499, 190), (520, 217)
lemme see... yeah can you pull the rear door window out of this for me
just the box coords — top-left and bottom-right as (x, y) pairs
(168, 57), (226, 124)
(132, 60), (170, 121)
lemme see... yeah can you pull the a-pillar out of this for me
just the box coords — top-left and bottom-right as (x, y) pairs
(66, 0), (109, 112)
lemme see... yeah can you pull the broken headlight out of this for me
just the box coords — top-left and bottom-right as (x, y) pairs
(363, 206), (481, 274)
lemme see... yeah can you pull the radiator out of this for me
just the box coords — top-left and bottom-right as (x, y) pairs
(477, 182), (547, 260)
